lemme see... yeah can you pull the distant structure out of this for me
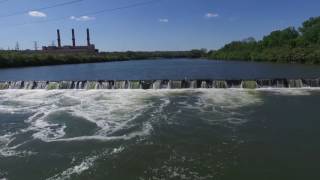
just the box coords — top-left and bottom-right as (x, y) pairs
(42, 28), (99, 53)
(34, 41), (38, 51)
(15, 41), (20, 51)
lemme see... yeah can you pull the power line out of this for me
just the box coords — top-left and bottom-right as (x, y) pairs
(5, 0), (163, 28)
(0, 0), (84, 18)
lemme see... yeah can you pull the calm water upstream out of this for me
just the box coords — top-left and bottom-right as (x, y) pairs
(0, 59), (320, 180)
(0, 59), (319, 80)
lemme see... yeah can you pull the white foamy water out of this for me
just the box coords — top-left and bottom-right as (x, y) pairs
(0, 89), (265, 159)
(257, 88), (320, 96)
(197, 89), (262, 109)
(1, 89), (318, 179)
(0, 90), (156, 142)
(180, 89), (263, 125)
(0, 90), (262, 140)
(47, 146), (125, 180)
(0, 90), (162, 158)
(47, 155), (98, 180)
(0, 133), (35, 157)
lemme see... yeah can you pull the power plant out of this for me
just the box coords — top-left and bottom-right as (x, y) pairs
(42, 28), (99, 53)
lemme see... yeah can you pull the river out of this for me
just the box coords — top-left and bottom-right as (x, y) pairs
(0, 59), (319, 80)
(0, 59), (320, 180)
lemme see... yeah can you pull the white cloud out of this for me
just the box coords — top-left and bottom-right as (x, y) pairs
(28, 11), (47, 18)
(205, 13), (219, 18)
(70, 16), (96, 21)
(159, 18), (169, 23)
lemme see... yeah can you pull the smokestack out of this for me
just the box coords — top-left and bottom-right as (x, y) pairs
(57, 29), (61, 48)
(86, 28), (91, 47)
(72, 29), (76, 47)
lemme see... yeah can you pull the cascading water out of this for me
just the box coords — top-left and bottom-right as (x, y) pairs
(24, 81), (35, 89)
(241, 81), (258, 89)
(153, 80), (162, 89)
(189, 81), (198, 88)
(288, 79), (304, 88)
(276, 79), (287, 88)
(213, 80), (228, 88)
(227, 80), (243, 88)
(128, 81), (141, 89)
(168, 81), (182, 89)
(201, 81), (208, 88)
(114, 81), (127, 89)
(0, 79), (319, 90)
(100, 81), (113, 89)
(9, 81), (23, 89)
(35, 81), (48, 89)
(303, 79), (320, 87)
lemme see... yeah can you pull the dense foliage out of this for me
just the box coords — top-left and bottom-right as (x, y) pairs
(0, 50), (206, 68)
(208, 17), (320, 64)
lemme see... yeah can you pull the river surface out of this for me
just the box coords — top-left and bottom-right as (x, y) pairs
(0, 59), (320, 180)
(0, 59), (320, 80)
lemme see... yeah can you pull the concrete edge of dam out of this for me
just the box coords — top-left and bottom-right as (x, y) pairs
(0, 78), (320, 90)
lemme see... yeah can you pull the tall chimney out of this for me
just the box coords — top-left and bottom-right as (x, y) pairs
(57, 29), (61, 48)
(86, 28), (91, 47)
(72, 29), (76, 47)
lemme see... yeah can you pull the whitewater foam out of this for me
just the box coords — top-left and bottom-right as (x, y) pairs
(174, 89), (263, 125)
(47, 155), (98, 180)
(0, 88), (316, 159)
(0, 90), (159, 145)
(0, 133), (35, 157)
(257, 88), (318, 96)
(47, 146), (126, 180)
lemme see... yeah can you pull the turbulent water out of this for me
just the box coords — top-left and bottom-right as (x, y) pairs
(0, 89), (320, 180)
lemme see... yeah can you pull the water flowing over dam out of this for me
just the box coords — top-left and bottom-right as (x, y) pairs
(0, 79), (319, 90)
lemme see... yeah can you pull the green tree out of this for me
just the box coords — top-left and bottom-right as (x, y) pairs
(299, 17), (320, 44)
(262, 27), (299, 48)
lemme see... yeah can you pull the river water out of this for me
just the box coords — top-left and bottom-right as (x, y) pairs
(0, 59), (320, 80)
(0, 59), (320, 180)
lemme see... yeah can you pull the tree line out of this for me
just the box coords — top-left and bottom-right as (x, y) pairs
(208, 16), (320, 64)
(0, 50), (206, 68)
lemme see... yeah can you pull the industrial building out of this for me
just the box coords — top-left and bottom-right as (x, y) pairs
(42, 28), (99, 53)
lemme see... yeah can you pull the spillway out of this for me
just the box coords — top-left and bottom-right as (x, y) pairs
(0, 79), (319, 90)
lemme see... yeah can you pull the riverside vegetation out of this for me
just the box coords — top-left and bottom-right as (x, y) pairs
(208, 16), (320, 64)
(0, 50), (206, 68)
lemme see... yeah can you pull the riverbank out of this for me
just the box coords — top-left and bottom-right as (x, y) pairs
(208, 16), (320, 64)
(0, 50), (206, 68)
(208, 45), (320, 64)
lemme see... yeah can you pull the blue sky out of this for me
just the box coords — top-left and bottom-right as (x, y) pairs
(0, 0), (319, 51)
